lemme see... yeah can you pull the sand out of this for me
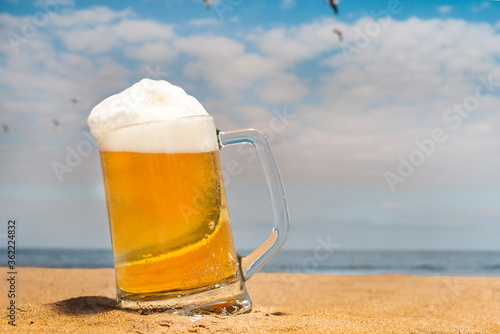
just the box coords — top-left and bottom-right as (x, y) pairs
(1, 268), (499, 333)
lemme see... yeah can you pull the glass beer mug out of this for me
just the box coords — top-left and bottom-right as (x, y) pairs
(96, 114), (289, 315)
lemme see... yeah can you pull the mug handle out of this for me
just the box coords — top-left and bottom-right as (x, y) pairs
(218, 129), (290, 280)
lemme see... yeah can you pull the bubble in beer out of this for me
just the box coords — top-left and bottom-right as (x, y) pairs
(208, 221), (215, 230)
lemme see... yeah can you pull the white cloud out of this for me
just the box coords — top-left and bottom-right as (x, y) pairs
(242, 17), (500, 189)
(254, 73), (309, 103)
(248, 17), (345, 67)
(111, 19), (175, 42)
(125, 42), (177, 62)
(1, 7), (500, 194)
(188, 18), (220, 26)
(56, 18), (175, 55)
(437, 5), (453, 14)
(174, 35), (244, 60)
(175, 35), (276, 100)
(382, 202), (401, 209)
(323, 17), (500, 108)
(51, 6), (132, 28)
(471, 1), (490, 13)
(0, 12), (131, 119)
(58, 25), (118, 54)
(0, 13), (21, 28)
(281, 0), (295, 10)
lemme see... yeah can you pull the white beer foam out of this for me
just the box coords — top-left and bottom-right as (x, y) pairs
(88, 79), (218, 153)
(99, 116), (218, 153)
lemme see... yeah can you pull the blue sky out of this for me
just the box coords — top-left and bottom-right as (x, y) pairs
(1, 0), (500, 251)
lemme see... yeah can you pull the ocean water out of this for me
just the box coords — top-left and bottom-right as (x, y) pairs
(6, 249), (500, 277)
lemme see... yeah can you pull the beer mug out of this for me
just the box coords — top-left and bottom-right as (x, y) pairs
(96, 114), (289, 315)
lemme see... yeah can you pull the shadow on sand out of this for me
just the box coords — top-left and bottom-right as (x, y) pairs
(50, 296), (119, 315)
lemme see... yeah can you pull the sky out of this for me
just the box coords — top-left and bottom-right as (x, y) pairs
(1, 0), (500, 251)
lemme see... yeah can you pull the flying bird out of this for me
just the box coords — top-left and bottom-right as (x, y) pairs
(328, 0), (338, 14)
(70, 98), (82, 108)
(333, 28), (343, 42)
(1, 122), (9, 134)
(52, 118), (62, 131)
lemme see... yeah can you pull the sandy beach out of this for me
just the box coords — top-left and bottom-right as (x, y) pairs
(1, 267), (499, 333)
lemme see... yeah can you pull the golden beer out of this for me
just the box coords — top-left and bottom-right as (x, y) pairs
(100, 149), (240, 296)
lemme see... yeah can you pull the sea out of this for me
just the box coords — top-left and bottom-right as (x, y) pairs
(6, 249), (500, 277)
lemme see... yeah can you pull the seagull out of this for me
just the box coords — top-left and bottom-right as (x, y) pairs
(70, 98), (82, 108)
(1, 122), (9, 134)
(52, 119), (62, 131)
(328, 0), (338, 14)
(332, 28), (343, 41)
